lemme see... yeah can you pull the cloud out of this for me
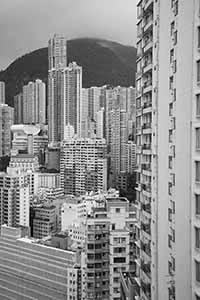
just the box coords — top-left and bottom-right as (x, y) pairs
(0, 0), (137, 69)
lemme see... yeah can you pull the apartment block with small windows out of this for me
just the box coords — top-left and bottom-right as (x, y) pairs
(135, 1), (200, 300)
(83, 197), (137, 300)
(60, 138), (107, 196)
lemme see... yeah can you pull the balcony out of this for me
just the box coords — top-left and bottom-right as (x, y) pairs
(136, 126), (142, 135)
(143, 16), (153, 34)
(143, 62), (153, 75)
(143, 81), (152, 94)
(141, 260), (151, 279)
(136, 145), (142, 153)
(136, 88), (142, 98)
(142, 143), (151, 151)
(143, 102), (152, 114)
(143, 40), (153, 54)
(143, 0), (153, 12)
(142, 123), (152, 135)
(136, 107), (142, 116)
(141, 241), (151, 259)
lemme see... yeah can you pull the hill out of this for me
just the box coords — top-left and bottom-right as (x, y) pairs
(0, 38), (136, 107)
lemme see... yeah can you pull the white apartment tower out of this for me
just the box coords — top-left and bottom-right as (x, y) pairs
(48, 34), (67, 143)
(0, 81), (5, 104)
(22, 79), (46, 124)
(135, 1), (200, 300)
(0, 168), (30, 228)
(61, 62), (82, 138)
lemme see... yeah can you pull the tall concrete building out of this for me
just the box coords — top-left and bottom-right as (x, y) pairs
(14, 92), (23, 124)
(61, 62), (82, 138)
(60, 138), (107, 196)
(135, 1), (199, 300)
(48, 34), (67, 144)
(0, 81), (5, 104)
(22, 79), (46, 124)
(0, 168), (30, 228)
(0, 104), (14, 156)
(83, 197), (136, 300)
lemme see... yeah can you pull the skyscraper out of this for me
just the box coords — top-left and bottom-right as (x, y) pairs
(0, 104), (14, 156)
(0, 81), (5, 104)
(22, 79), (46, 124)
(61, 62), (82, 138)
(135, 1), (197, 300)
(48, 34), (67, 70)
(14, 92), (23, 124)
(48, 34), (67, 144)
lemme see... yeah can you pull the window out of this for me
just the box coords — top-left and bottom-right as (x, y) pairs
(114, 257), (126, 263)
(169, 76), (173, 90)
(168, 234), (172, 248)
(198, 27), (200, 49)
(197, 95), (200, 117)
(169, 130), (173, 143)
(170, 21), (175, 36)
(196, 260), (200, 282)
(112, 224), (116, 230)
(196, 128), (200, 149)
(168, 208), (172, 222)
(168, 261), (173, 275)
(169, 103), (173, 116)
(172, 256), (175, 271)
(196, 227), (200, 249)
(173, 31), (177, 45)
(170, 49), (174, 63)
(174, 1), (178, 16)
(169, 156), (173, 169)
(168, 182), (172, 196)
(197, 60), (200, 83)
(115, 208), (120, 213)
(196, 161), (200, 182)
(196, 195), (200, 215)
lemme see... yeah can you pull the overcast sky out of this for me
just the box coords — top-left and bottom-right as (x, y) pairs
(0, 0), (137, 70)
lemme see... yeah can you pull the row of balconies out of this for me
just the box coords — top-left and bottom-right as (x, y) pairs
(137, 0), (153, 20)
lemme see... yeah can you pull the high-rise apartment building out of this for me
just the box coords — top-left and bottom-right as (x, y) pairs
(61, 62), (82, 138)
(0, 104), (14, 156)
(0, 168), (30, 228)
(48, 33), (67, 70)
(110, 108), (128, 176)
(14, 92), (23, 124)
(48, 34), (67, 143)
(21, 79), (46, 124)
(60, 138), (107, 196)
(0, 81), (5, 104)
(83, 197), (136, 300)
(135, 1), (199, 300)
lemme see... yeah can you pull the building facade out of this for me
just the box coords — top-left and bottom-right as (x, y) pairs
(0, 225), (81, 300)
(0, 104), (14, 156)
(135, 1), (199, 300)
(84, 197), (136, 300)
(0, 168), (30, 228)
(48, 34), (67, 144)
(60, 138), (107, 196)
(0, 81), (5, 104)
